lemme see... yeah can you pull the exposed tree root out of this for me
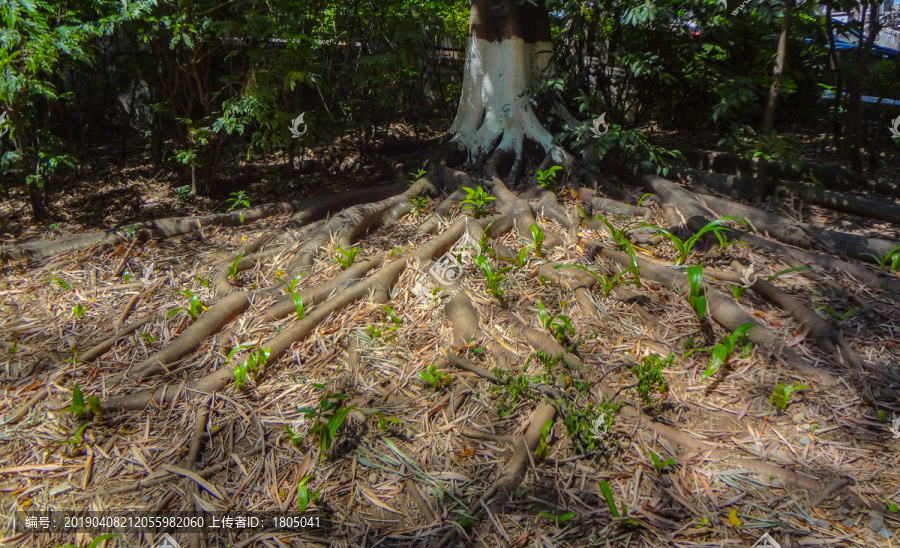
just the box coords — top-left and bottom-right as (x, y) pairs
(647, 173), (900, 294)
(669, 164), (900, 225)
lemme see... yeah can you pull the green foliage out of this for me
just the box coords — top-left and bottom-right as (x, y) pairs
(168, 289), (208, 319)
(535, 420), (554, 460)
(555, 263), (639, 297)
(686, 265), (706, 319)
(594, 216), (632, 251)
(418, 364), (453, 392)
(408, 168), (427, 185)
(460, 186), (495, 218)
(233, 347), (271, 388)
(598, 479), (637, 525)
(292, 294), (307, 320)
(701, 323), (755, 381)
(474, 255), (512, 301)
(334, 246), (360, 269)
(563, 396), (621, 454)
(530, 225), (545, 259)
(61, 383), (87, 419)
(536, 300), (575, 344)
(866, 246), (900, 272)
(297, 475), (321, 513)
(645, 217), (741, 265)
(539, 510), (577, 527)
(277, 274), (305, 294)
(536, 166), (562, 193)
(373, 412), (402, 430)
(226, 191), (251, 224)
(367, 305), (402, 340)
(816, 305), (858, 323)
(72, 304), (86, 319)
(770, 382), (808, 410)
(51, 278), (72, 291)
(195, 276), (211, 289)
(410, 197), (428, 215)
(298, 383), (357, 460)
(492, 367), (535, 417)
(648, 450), (676, 473)
(631, 353), (673, 406)
(229, 252), (244, 280)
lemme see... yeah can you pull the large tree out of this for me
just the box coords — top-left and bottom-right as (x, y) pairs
(449, 0), (561, 172)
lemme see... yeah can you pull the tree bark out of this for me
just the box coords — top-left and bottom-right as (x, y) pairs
(450, 0), (561, 173)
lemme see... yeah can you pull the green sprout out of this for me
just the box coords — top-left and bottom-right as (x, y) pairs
(298, 383), (357, 460)
(72, 304), (87, 319)
(334, 245), (360, 269)
(228, 252), (244, 279)
(535, 420), (554, 460)
(474, 255), (512, 301)
(644, 217), (742, 265)
(535, 165), (562, 193)
(292, 294), (307, 320)
(701, 323), (754, 381)
(866, 245), (900, 272)
(530, 224), (545, 258)
(297, 475), (321, 513)
(226, 190), (251, 223)
(632, 353), (673, 406)
(418, 364), (453, 391)
(167, 289), (208, 319)
(555, 263), (639, 297)
(599, 479), (637, 525)
(460, 186), (495, 218)
(536, 300), (575, 344)
(409, 168), (427, 185)
(686, 264), (706, 319)
(770, 382), (808, 410)
(648, 450), (677, 473)
(538, 510), (577, 527)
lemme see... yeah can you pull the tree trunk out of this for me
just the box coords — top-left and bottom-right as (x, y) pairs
(757, 0), (793, 196)
(450, 0), (562, 174)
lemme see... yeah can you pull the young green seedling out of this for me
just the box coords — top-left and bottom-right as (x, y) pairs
(644, 217), (741, 265)
(770, 381), (807, 410)
(535, 165), (562, 193)
(530, 224), (545, 258)
(419, 364), (453, 391)
(410, 196), (428, 215)
(599, 479), (637, 525)
(334, 246), (359, 269)
(408, 168), (427, 185)
(168, 289), (208, 319)
(292, 293), (307, 320)
(226, 190), (251, 223)
(298, 383), (357, 460)
(535, 420), (554, 459)
(373, 412), (402, 430)
(536, 300), (576, 344)
(297, 475), (320, 513)
(866, 245), (900, 272)
(474, 255), (512, 301)
(228, 252), (244, 279)
(701, 323), (754, 381)
(460, 186), (495, 218)
(555, 263), (639, 297)
(686, 264), (706, 319)
(72, 304), (86, 319)
(648, 450), (677, 472)
(632, 352), (673, 405)
(538, 510), (577, 527)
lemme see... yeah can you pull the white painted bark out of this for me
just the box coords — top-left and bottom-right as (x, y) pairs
(449, 37), (562, 162)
